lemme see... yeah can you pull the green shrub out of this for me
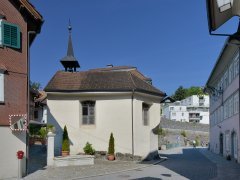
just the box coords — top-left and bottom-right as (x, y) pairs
(62, 125), (70, 152)
(62, 139), (70, 151)
(62, 125), (69, 140)
(83, 142), (95, 155)
(108, 132), (115, 155)
(158, 127), (166, 136)
(195, 136), (200, 146)
(180, 130), (187, 138)
(39, 127), (47, 139)
(47, 124), (55, 132)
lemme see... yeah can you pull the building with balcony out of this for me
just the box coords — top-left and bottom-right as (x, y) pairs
(162, 95), (209, 124)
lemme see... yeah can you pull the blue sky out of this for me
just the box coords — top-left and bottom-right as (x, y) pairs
(29, 0), (237, 95)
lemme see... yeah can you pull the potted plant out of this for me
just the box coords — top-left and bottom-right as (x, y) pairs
(39, 127), (47, 145)
(83, 142), (95, 155)
(62, 125), (70, 156)
(107, 132), (115, 161)
(47, 124), (55, 133)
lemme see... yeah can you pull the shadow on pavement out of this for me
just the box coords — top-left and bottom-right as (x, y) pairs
(28, 144), (47, 174)
(130, 177), (162, 180)
(158, 148), (217, 180)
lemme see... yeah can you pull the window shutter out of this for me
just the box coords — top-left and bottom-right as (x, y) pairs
(0, 73), (4, 102)
(1, 21), (20, 49)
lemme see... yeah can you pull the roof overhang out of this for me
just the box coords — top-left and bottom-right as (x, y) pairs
(205, 38), (238, 86)
(45, 89), (166, 98)
(206, 0), (240, 32)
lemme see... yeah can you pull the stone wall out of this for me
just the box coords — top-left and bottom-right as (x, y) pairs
(159, 118), (209, 148)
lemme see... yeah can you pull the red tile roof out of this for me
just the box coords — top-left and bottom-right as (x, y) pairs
(45, 68), (165, 97)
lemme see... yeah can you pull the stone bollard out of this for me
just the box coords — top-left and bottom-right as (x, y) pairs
(47, 132), (56, 166)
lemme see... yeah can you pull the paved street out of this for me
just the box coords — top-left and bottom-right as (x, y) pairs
(23, 147), (240, 180)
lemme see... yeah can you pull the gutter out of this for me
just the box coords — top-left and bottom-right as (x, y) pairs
(131, 89), (135, 159)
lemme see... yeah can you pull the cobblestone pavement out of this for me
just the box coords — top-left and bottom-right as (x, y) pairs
(22, 147), (240, 180)
(159, 147), (217, 180)
(198, 148), (240, 180)
(24, 159), (162, 180)
(159, 147), (240, 180)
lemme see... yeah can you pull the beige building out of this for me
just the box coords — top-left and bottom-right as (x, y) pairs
(206, 38), (239, 162)
(44, 25), (165, 159)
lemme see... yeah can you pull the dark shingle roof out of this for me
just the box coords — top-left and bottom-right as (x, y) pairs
(45, 69), (165, 97)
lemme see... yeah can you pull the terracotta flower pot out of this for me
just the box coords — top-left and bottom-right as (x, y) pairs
(61, 151), (70, 157)
(107, 154), (115, 161)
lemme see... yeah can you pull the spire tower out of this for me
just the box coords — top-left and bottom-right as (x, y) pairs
(60, 20), (80, 72)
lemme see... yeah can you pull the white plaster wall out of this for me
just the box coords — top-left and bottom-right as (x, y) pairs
(210, 76), (239, 160)
(47, 93), (161, 158)
(162, 106), (170, 119)
(0, 127), (26, 179)
(133, 94), (160, 158)
(47, 94), (133, 155)
(47, 96), (80, 155)
(200, 111), (209, 124)
(210, 113), (239, 162)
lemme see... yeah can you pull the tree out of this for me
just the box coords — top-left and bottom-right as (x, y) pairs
(172, 86), (205, 101)
(30, 81), (41, 90)
(108, 133), (115, 155)
(62, 125), (70, 152)
(172, 86), (187, 101)
(186, 86), (204, 97)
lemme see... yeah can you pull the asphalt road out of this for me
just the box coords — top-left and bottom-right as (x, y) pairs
(81, 148), (217, 180)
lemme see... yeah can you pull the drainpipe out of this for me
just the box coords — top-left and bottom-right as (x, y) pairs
(131, 90), (135, 159)
(26, 31), (36, 175)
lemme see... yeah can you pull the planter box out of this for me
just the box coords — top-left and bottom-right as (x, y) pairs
(54, 155), (94, 167)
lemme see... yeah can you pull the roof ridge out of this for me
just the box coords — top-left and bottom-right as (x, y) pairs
(129, 71), (137, 90)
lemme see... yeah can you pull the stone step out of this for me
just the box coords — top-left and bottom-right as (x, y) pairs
(53, 155), (94, 167)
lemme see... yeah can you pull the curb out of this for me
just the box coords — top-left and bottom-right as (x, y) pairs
(71, 158), (167, 180)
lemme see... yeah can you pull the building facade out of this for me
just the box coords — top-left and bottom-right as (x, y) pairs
(206, 39), (239, 162)
(44, 26), (165, 159)
(162, 95), (209, 124)
(162, 101), (189, 122)
(0, 1), (42, 178)
(181, 95), (209, 124)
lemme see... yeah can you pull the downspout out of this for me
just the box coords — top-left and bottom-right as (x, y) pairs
(131, 89), (135, 159)
(26, 31), (36, 175)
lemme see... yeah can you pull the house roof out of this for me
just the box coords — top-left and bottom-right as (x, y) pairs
(19, 0), (43, 21)
(44, 67), (165, 97)
(160, 96), (175, 103)
(205, 37), (238, 87)
(14, 0), (44, 43)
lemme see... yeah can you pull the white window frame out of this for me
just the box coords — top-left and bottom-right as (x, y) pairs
(0, 72), (4, 103)
(228, 63), (233, 84)
(234, 91), (239, 114)
(224, 70), (228, 90)
(234, 53), (239, 78)
(81, 101), (95, 125)
(225, 132), (230, 153)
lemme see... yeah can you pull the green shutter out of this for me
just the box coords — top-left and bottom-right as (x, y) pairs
(2, 21), (20, 49)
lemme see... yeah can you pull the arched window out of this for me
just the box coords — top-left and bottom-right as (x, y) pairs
(81, 101), (95, 125)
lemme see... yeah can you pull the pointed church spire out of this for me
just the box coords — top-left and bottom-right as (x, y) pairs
(60, 20), (80, 72)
